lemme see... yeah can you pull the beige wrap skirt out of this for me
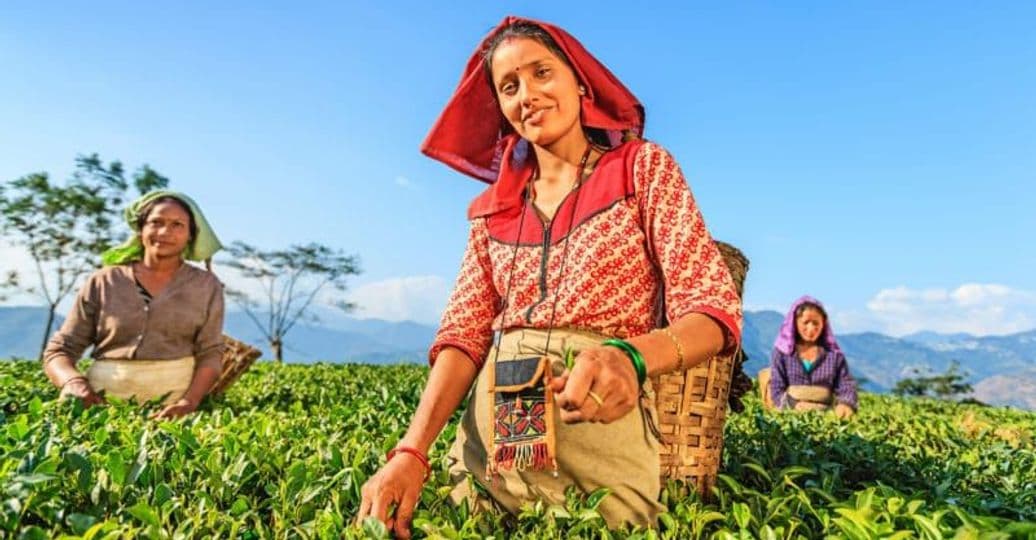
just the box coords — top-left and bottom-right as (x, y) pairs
(447, 328), (664, 527)
(86, 356), (195, 405)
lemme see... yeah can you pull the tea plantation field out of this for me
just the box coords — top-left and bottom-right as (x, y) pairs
(2, 360), (1034, 539)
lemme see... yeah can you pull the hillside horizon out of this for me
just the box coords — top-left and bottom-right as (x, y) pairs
(4, 305), (1035, 409)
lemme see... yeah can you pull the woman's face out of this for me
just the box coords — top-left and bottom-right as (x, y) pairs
(141, 201), (192, 260)
(796, 307), (826, 344)
(490, 37), (583, 151)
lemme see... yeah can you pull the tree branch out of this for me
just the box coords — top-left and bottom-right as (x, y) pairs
(282, 275), (333, 336)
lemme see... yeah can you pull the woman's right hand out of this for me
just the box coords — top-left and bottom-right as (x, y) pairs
(356, 453), (427, 539)
(353, 350), (475, 538)
(60, 377), (106, 408)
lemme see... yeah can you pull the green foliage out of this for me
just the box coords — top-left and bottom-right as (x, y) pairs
(220, 242), (361, 362)
(893, 361), (975, 401)
(1, 360), (1033, 538)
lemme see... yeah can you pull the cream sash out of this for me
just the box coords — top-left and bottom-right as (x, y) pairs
(786, 384), (833, 411)
(86, 357), (195, 405)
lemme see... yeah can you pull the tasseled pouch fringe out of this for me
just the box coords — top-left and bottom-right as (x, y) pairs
(486, 355), (558, 479)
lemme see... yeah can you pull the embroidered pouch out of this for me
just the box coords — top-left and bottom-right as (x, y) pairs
(486, 355), (558, 475)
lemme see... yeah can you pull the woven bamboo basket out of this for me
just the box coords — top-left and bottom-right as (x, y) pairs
(654, 241), (749, 494)
(209, 334), (262, 395)
(757, 367), (775, 410)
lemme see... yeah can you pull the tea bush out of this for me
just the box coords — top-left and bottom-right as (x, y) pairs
(2, 361), (1034, 538)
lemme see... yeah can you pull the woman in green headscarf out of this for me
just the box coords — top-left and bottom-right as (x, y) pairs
(43, 191), (226, 419)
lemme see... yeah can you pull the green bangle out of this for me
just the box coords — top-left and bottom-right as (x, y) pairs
(602, 339), (647, 386)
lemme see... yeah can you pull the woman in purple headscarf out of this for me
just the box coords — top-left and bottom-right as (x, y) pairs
(769, 296), (857, 418)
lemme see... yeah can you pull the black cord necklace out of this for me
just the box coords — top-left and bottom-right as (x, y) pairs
(489, 143), (596, 364)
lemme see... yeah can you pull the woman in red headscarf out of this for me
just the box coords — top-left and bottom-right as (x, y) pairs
(357, 16), (742, 534)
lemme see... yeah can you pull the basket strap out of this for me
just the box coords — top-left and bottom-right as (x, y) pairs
(721, 341), (742, 402)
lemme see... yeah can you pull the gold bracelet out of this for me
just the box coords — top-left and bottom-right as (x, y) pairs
(656, 327), (685, 372)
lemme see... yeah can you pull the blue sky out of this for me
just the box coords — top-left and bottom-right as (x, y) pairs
(2, 2), (1034, 336)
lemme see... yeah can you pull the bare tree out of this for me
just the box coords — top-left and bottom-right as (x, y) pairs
(221, 242), (361, 362)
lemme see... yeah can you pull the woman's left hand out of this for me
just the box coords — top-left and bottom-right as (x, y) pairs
(150, 397), (197, 420)
(549, 345), (640, 424)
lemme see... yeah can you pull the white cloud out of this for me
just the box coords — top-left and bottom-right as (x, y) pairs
(394, 176), (417, 190)
(206, 266), (451, 326)
(211, 261), (273, 306)
(0, 243), (32, 273)
(951, 283), (1012, 306)
(744, 302), (785, 313)
(0, 243), (58, 305)
(346, 275), (450, 324)
(839, 283), (1036, 336)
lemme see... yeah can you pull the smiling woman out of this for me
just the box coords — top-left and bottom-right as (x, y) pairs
(136, 197), (197, 259)
(487, 32), (585, 157)
(41, 191), (226, 420)
(357, 16), (743, 535)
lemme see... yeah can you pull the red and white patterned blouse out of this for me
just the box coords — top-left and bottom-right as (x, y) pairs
(430, 141), (742, 370)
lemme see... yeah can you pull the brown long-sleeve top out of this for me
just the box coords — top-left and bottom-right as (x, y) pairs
(43, 263), (225, 371)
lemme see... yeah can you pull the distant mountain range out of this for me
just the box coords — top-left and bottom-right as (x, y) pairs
(3, 306), (1034, 409)
(0, 306), (436, 366)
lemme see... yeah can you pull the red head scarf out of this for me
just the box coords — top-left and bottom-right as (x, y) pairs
(421, 15), (645, 202)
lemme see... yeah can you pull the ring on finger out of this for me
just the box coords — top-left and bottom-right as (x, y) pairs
(587, 390), (604, 406)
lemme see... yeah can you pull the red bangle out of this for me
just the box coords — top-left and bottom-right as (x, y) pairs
(387, 446), (431, 480)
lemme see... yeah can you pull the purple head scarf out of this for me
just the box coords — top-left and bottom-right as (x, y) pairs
(773, 295), (842, 355)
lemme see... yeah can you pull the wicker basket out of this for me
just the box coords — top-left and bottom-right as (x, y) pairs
(757, 367), (775, 410)
(210, 334), (262, 395)
(655, 241), (749, 493)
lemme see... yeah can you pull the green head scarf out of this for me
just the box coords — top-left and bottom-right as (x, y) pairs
(101, 190), (223, 266)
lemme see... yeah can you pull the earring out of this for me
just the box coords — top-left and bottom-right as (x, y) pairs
(578, 85), (586, 96)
